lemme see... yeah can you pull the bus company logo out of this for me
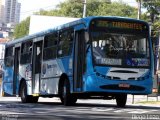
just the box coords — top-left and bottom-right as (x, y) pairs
(127, 58), (148, 66)
(42, 63), (47, 75)
(132, 58), (148, 66)
(132, 59), (139, 66)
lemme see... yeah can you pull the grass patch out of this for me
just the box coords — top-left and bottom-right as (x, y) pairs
(136, 101), (160, 104)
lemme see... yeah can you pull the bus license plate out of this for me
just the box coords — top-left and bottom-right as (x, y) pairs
(119, 83), (130, 88)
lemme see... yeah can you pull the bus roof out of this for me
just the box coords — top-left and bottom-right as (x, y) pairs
(6, 16), (148, 47)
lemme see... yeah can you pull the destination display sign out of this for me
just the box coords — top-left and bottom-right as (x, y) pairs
(92, 20), (148, 30)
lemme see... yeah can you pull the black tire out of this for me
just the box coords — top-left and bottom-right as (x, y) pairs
(20, 82), (31, 103)
(70, 97), (77, 105)
(20, 82), (39, 103)
(30, 96), (39, 103)
(60, 79), (76, 106)
(115, 94), (127, 107)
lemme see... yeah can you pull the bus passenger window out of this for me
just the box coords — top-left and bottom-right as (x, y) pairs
(43, 32), (58, 60)
(58, 29), (74, 57)
(20, 41), (32, 64)
(5, 46), (14, 67)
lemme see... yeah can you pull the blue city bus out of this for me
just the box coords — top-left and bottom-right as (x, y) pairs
(2, 16), (153, 107)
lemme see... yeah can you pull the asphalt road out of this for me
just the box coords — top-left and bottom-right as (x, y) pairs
(0, 97), (160, 120)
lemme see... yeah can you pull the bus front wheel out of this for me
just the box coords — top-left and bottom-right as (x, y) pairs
(115, 94), (127, 107)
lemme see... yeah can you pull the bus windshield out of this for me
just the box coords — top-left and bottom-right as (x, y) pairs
(90, 19), (150, 68)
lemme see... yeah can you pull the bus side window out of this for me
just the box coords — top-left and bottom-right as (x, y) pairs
(58, 29), (74, 57)
(43, 32), (58, 60)
(5, 46), (14, 67)
(20, 41), (32, 64)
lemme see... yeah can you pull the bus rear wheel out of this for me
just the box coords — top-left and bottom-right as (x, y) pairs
(115, 94), (127, 107)
(60, 79), (77, 106)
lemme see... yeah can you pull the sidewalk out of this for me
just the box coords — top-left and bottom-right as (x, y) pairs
(127, 95), (160, 107)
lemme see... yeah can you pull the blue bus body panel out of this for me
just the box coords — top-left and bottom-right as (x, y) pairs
(57, 57), (74, 90)
(2, 67), (14, 95)
(57, 57), (73, 78)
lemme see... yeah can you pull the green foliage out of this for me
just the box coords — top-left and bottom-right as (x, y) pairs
(96, 2), (137, 18)
(13, 17), (30, 39)
(152, 21), (160, 36)
(141, 0), (160, 36)
(35, 0), (137, 18)
(143, 0), (160, 15)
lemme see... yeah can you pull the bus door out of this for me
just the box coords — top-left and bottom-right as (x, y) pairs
(74, 28), (86, 92)
(13, 45), (20, 95)
(32, 38), (43, 94)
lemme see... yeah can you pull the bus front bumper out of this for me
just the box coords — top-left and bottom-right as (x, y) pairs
(84, 74), (153, 95)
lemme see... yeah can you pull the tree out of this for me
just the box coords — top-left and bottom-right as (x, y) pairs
(13, 0), (137, 38)
(13, 17), (30, 39)
(35, 0), (137, 18)
(142, 0), (160, 22)
(96, 1), (137, 18)
(142, 0), (160, 35)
